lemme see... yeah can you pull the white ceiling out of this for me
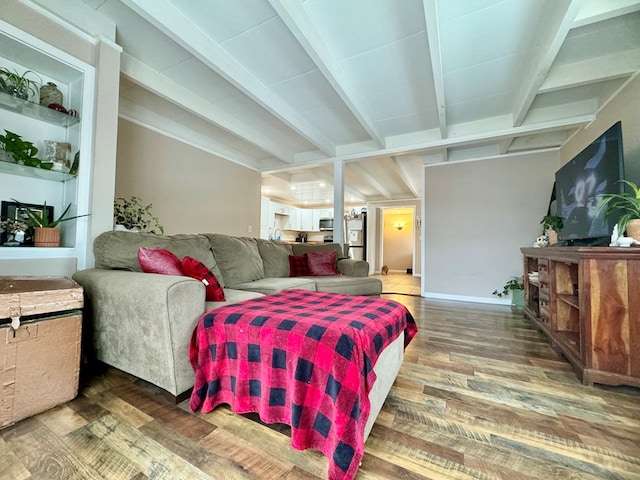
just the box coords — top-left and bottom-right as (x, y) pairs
(38, 0), (640, 207)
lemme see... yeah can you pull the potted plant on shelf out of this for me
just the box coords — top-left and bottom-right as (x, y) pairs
(540, 215), (564, 245)
(0, 67), (41, 101)
(493, 276), (525, 307)
(113, 196), (164, 234)
(11, 199), (90, 247)
(0, 129), (49, 168)
(0, 217), (28, 246)
(597, 180), (640, 242)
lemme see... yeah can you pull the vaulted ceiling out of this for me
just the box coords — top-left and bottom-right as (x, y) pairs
(42, 0), (640, 206)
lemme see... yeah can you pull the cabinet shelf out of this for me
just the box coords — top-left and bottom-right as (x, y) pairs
(0, 160), (76, 182)
(557, 294), (579, 309)
(0, 91), (80, 127)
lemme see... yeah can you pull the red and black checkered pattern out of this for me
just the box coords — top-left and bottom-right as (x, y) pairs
(189, 289), (417, 480)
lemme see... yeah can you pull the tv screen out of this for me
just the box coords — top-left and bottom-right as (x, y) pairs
(555, 121), (624, 245)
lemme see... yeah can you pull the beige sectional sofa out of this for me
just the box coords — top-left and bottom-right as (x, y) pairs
(73, 231), (382, 400)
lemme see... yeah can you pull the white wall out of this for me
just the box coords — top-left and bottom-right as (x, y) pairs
(560, 75), (640, 184)
(422, 150), (558, 303)
(115, 119), (261, 236)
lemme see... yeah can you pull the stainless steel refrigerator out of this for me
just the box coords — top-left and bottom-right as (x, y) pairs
(345, 212), (366, 261)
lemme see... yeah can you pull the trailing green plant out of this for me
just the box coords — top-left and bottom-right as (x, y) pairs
(11, 199), (90, 228)
(540, 215), (564, 234)
(114, 196), (164, 234)
(492, 276), (524, 297)
(0, 68), (41, 100)
(597, 180), (640, 235)
(0, 130), (50, 168)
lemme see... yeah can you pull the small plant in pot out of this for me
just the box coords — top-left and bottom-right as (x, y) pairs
(597, 180), (640, 242)
(0, 68), (41, 101)
(12, 199), (90, 247)
(113, 196), (164, 234)
(540, 215), (564, 245)
(493, 276), (525, 307)
(0, 130), (49, 168)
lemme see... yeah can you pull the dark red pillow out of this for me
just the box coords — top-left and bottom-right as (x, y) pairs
(138, 247), (184, 275)
(306, 250), (340, 276)
(181, 256), (225, 301)
(289, 255), (310, 277)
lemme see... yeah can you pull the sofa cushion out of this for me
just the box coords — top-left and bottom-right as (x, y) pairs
(306, 250), (340, 276)
(207, 234), (264, 288)
(233, 277), (316, 295)
(94, 231), (220, 278)
(310, 275), (382, 296)
(205, 289), (264, 311)
(137, 247), (184, 276)
(291, 242), (344, 259)
(181, 256), (225, 301)
(257, 239), (293, 278)
(289, 255), (310, 277)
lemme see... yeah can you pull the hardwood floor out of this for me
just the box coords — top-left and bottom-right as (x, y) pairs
(2, 295), (639, 479)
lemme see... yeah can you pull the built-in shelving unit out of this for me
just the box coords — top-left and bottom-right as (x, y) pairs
(522, 246), (640, 387)
(0, 19), (95, 270)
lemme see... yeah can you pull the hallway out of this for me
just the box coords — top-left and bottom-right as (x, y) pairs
(372, 272), (421, 296)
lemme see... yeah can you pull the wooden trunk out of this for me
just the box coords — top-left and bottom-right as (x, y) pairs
(0, 276), (83, 428)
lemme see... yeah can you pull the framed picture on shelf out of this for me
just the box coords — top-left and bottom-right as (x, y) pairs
(1, 201), (54, 246)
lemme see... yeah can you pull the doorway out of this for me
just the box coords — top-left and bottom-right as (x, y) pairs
(380, 207), (415, 274)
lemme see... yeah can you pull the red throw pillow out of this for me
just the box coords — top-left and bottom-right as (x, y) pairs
(289, 255), (310, 277)
(181, 256), (225, 301)
(306, 250), (340, 276)
(138, 247), (184, 276)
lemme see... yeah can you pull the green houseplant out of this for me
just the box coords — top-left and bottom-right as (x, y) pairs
(540, 214), (564, 245)
(113, 196), (164, 234)
(597, 180), (640, 241)
(11, 199), (90, 247)
(0, 67), (41, 100)
(0, 129), (49, 168)
(493, 276), (525, 307)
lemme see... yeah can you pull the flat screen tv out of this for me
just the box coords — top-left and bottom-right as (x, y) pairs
(555, 121), (625, 246)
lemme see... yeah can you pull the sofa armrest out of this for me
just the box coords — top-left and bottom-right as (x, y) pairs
(337, 258), (370, 277)
(72, 269), (206, 397)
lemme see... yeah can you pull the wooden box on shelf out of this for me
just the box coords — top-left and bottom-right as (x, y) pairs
(0, 276), (83, 428)
(521, 246), (640, 387)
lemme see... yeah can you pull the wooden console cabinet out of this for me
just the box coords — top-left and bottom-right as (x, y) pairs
(521, 247), (640, 387)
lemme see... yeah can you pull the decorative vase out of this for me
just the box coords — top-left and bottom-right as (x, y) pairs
(34, 227), (60, 247)
(626, 219), (640, 242)
(39, 82), (63, 107)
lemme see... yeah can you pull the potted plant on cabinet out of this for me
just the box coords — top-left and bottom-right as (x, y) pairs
(11, 199), (90, 247)
(540, 215), (564, 245)
(113, 196), (164, 234)
(493, 276), (525, 307)
(597, 180), (640, 242)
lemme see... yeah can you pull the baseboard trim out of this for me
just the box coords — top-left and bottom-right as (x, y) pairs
(423, 292), (511, 305)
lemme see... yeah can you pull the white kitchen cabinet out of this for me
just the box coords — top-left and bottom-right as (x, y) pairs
(0, 21), (95, 269)
(300, 209), (314, 231)
(289, 207), (301, 231)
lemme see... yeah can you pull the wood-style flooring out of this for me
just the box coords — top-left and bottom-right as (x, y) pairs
(1, 295), (639, 479)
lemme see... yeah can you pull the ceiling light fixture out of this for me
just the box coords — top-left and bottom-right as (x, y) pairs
(393, 222), (405, 230)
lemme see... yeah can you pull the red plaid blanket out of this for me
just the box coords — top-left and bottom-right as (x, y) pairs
(189, 289), (417, 480)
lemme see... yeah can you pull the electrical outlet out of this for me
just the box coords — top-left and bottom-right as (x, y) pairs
(247, 225), (252, 233)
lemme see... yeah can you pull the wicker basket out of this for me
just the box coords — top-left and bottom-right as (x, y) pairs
(34, 227), (60, 247)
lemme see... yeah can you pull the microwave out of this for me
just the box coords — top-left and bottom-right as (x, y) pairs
(319, 217), (334, 231)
